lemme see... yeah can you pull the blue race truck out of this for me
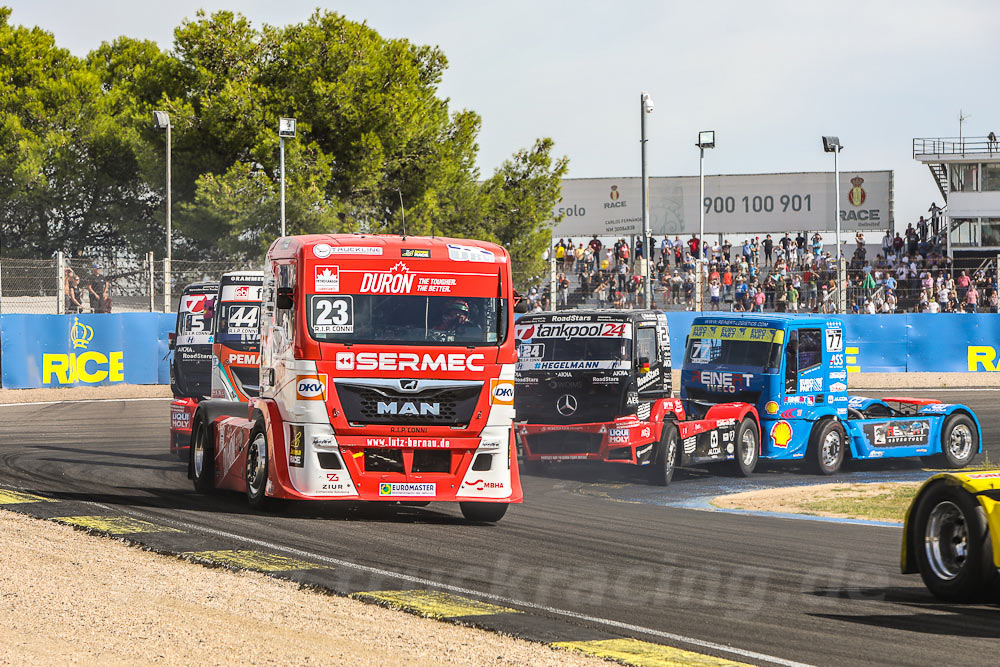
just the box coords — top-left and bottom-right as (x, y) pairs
(681, 315), (981, 474)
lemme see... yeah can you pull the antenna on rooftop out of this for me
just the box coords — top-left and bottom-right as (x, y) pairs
(959, 109), (971, 146)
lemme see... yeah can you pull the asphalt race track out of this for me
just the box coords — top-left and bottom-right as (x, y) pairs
(1, 388), (998, 666)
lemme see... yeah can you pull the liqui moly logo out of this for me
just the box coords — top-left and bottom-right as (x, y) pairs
(360, 262), (414, 294)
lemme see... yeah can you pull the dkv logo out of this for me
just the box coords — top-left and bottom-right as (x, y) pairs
(490, 379), (514, 405)
(295, 374), (328, 400)
(43, 317), (124, 385)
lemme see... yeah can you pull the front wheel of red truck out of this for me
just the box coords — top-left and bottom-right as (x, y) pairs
(190, 416), (215, 493)
(647, 423), (679, 486)
(730, 418), (759, 477)
(460, 502), (508, 523)
(245, 424), (269, 509)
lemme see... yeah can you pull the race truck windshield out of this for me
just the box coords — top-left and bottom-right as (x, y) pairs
(518, 337), (631, 366)
(215, 282), (263, 346)
(685, 325), (781, 371)
(178, 297), (215, 335)
(306, 294), (506, 346)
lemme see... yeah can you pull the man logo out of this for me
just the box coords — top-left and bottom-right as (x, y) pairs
(376, 401), (440, 416)
(609, 185), (620, 201)
(556, 393), (578, 417)
(399, 379), (419, 391)
(848, 176), (866, 206)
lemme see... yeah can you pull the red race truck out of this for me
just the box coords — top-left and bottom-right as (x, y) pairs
(168, 282), (218, 459)
(188, 234), (523, 521)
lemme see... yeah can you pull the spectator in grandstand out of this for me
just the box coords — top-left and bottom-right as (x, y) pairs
(687, 234), (701, 260)
(989, 131), (998, 152)
(965, 282), (979, 313)
(64, 269), (83, 314)
(762, 234), (774, 266)
(588, 236), (602, 270)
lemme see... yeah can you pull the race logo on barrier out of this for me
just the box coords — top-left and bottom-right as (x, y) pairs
(43, 317), (124, 386)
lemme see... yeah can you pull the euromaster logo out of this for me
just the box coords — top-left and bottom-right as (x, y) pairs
(379, 482), (435, 497)
(44, 317), (124, 385)
(848, 176), (866, 206)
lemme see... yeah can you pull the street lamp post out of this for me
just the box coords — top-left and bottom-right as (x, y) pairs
(278, 117), (297, 237)
(695, 131), (715, 311)
(640, 92), (654, 308)
(153, 111), (171, 312)
(822, 136), (845, 312)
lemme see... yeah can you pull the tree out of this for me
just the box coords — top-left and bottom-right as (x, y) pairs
(479, 139), (569, 287)
(0, 8), (161, 258)
(2, 8), (568, 267)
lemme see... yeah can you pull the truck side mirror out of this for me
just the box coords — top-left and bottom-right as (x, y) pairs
(276, 287), (294, 310)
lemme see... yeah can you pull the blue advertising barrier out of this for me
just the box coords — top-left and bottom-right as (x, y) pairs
(0, 313), (175, 389)
(663, 312), (1000, 373)
(2, 311), (997, 388)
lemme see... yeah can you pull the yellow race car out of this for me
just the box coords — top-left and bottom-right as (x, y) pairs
(902, 471), (1000, 601)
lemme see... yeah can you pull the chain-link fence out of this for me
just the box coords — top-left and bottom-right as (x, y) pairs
(0, 254), (265, 315)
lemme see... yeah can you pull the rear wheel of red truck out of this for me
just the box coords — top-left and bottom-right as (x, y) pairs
(647, 423), (679, 486)
(460, 502), (508, 523)
(245, 424), (269, 509)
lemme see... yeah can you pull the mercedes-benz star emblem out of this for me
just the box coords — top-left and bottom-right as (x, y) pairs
(556, 394), (578, 417)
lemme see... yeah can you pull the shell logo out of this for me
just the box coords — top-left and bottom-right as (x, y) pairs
(764, 401), (778, 415)
(770, 420), (793, 448)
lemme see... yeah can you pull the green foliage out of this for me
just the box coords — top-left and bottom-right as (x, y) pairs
(0, 7), (567, 267)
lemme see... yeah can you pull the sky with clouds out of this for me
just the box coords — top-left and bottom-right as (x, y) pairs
(7, 0), (1000, 232)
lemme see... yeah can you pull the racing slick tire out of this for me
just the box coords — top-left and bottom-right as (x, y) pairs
(647, 423), (679, 486)
(806, 418), (847, 475)
(245, 423), (270, 510)
(912, 481), (999, 602)
(925, 414), (978, 469)
(460, 502), (508, 523)
(190, 415), (215, 493)
(730, 417), (759, 477)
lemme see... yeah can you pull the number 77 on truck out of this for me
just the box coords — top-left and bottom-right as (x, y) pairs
(187, 234), (525, 522)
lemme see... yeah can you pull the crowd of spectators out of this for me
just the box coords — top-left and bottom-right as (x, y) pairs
(535, 213), (998, 315)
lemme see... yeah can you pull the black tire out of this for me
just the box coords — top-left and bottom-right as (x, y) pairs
(245, 424), (269, 509)
(190, 416), (215, 492)
(912, 481), (999, 602)
(930, 413), (978, 469)
(460, 502), (508, 522)
(806, 419), (847, 475)
(730, 417), (759, 476)
(647, 423), (679, 486)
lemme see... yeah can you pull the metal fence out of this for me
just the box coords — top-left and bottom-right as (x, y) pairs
(0, 254), (260, 315)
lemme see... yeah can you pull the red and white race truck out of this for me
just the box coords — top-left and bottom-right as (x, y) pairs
(188, 234), (523, 521)
(170, 272), (263, 458)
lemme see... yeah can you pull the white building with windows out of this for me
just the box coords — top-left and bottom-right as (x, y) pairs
(913, 135), (1000, 260)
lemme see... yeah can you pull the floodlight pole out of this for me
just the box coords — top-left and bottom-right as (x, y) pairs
(153, 111), (172, 312)
(640, 92), (653, 309)
(280, 135), (286, 237)
(697, 145), (705, 312)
